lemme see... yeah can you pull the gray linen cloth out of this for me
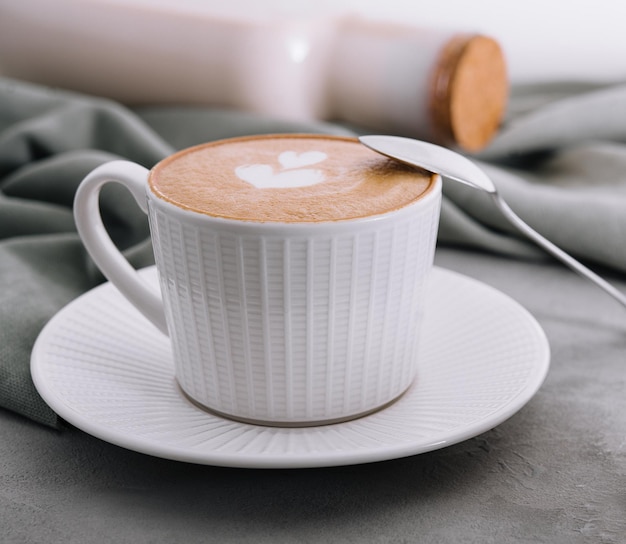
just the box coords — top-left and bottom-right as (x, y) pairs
(1, 77), (625, 427)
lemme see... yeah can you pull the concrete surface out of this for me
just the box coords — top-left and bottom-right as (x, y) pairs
(1, 248), (624, 544)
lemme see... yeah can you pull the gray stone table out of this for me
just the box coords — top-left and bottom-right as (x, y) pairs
(1, 247), (625, 544)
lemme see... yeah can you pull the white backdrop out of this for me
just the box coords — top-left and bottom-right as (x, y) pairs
(2, 0), (625, 86)
(164, 0), (626, 83)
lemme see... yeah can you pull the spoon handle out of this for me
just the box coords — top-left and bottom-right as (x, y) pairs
(492, 193), (626, 309)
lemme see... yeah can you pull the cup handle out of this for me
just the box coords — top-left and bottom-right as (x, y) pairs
(74, 160), (168, 335)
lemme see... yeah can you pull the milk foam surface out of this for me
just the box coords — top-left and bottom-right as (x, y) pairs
(149, 134), (435, 222)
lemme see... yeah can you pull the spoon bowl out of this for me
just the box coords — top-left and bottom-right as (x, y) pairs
(360, 135), (497, 193)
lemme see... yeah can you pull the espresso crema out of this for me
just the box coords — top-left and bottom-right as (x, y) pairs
(148, 134), (436, 222)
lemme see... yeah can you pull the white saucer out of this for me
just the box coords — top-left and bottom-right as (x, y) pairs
(31, 266), (549, 469)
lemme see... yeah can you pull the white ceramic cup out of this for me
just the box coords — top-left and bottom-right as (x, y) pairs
(73, 137), (442, 426)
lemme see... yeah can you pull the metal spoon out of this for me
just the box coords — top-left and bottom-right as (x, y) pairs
(360, 134), (626, 310)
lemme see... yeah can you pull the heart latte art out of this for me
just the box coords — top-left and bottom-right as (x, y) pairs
(148, 134), (435, 222)
(235, 150), (328, 189)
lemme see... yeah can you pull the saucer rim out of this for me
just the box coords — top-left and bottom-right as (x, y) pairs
(31, 266), (550, 469)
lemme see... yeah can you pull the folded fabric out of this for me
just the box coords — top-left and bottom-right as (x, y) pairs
(0, 78), (351, 427)
(1, 77), (625, 427)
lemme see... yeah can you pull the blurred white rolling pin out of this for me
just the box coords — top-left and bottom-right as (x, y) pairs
(0, 1), (508, 151)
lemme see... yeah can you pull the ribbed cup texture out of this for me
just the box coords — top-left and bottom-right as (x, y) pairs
(148, 197), (440, 424)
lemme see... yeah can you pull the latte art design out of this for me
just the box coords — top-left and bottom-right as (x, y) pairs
(235, 150), (328, 189)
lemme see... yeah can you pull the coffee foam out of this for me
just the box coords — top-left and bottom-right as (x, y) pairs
(148, 134), (435, 223)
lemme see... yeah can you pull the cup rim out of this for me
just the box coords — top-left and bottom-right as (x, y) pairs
(147, 173), (441, 235)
